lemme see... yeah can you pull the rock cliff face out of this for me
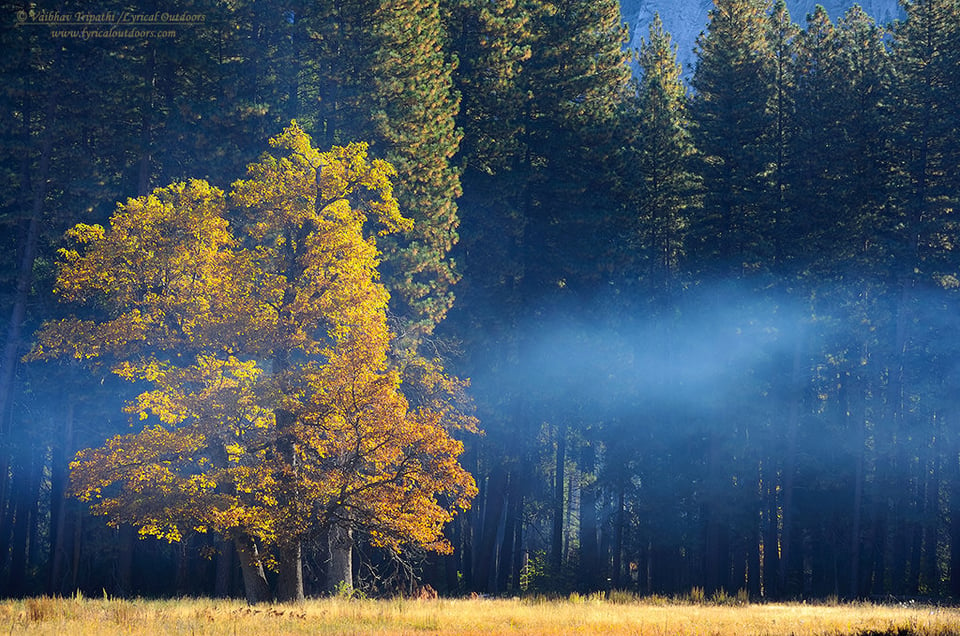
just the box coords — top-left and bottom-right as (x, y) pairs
(620, 0), (903, 74)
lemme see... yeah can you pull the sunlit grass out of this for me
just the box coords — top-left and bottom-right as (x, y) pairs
(2, 593), (960, 635)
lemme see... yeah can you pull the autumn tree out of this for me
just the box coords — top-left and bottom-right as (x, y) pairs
(30, 124), (477, 603)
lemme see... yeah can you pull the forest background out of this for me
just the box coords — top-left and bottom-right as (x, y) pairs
(1, 0), (959, 602)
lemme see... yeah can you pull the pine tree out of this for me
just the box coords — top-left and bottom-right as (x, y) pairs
(306, 0), (381, 147)
(520, 0), (632, 296)
(440, 0), (551, 592)
(300, 0), (464, 339)
(764, 0), (799, 269)
(441, 0), (634, 593)
(887, 0), (960, 596)
(445, 0), (543, 340)
(626, 13), (698, 302)
(830, 6), (893, 274)
(689, 0), (776, 279)
(450, 0), (541, 174)
(687, 0), (780, 595)
(889, 0), (960, 285)
(372, 0), (464, 339)
(786, 6), (841, 265)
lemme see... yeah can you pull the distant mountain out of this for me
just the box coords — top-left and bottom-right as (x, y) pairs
(620, 0), (904, 75)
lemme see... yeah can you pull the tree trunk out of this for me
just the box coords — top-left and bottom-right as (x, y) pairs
(233, 536), (271, 604)
(551, 422), (567, 577)
(762, 471), (780, 598)
(474, 466), (508, 593)
(491, 487), (511, 595)
(273, 402), (303, 601)
(747, 469), (762, 598)
(611, 489), (625, 590)
(0, 94), (56, 539)
(214, 539), (234, 598)
(71, 512), (82, 591)
(511, 492), (525, 592)
(116, 524), (135, 595)
(326, 522), (354, 595)
(277, 541), (304, 602)
(496, 479), (520, 593)
(702, 428), (730, 597)
(175, 541), (191, 596)
(48, 399), (75, 594)
(921, 423), (940, 594)
(8, 449), (42, 596)
(778, 332), (805, 597)
(578, 442), (601, 592)
(444, 517), (463, 593)
(950, 422), (960, 597)
(849, 368), (866, 599)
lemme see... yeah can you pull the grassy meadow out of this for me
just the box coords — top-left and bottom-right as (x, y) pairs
(2, 593), (960, 635)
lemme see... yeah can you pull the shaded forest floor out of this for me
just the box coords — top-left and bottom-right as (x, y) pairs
(2, 594), (960, 635)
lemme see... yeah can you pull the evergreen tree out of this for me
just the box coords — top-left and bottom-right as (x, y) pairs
(687, 0), (779, 595)
(787, 6), (841, 265)
(440, 0), (550, 593)
(888, 0), (960, 286)
(373, 0), (465, 339)
(303, 0), (464, 339)
(625, 13), (697, 302)
(519, 0), (632, 296)
(764, 0), (799, 269)
(306, 0), (381, 147)
(443, 0), (634, 593)
(829, 5), (894, 276)
(689, 0), (776, 279)
(886, 0), (960, 596)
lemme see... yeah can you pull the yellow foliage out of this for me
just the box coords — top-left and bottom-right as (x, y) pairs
(38, 123), (476, 568)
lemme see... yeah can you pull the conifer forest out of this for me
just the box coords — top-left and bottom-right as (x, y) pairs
(2, 0), (960, 603)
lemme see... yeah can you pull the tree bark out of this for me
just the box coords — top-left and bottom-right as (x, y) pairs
(511, 492), (525, 592)
(550, 422), (567, 577)
(490, 487), (509, 594)
(273, 402), (304, 600)
(612, 489), (625, 590)
(777, 332), (805, 597)
(116, 524), (135, 595)
(214, 539), (234, 598)
(762, 470), (780, 598)
(8, 449), (42, 596)
(233, 535), (271, 604)
(326, 522), (354, 595)
(921, 424), (940, 594)
(175, 541), (191, 596)
(474, 465), (507, 593)
(48, 399), (75, 594)
(277, 541), (304, 602)
(950, 420), (960, 597)
(496, 481), (519, 593)
(578, 441), (601, 591)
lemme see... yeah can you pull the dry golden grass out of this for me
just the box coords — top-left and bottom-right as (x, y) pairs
(1, 593), (959, 635)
